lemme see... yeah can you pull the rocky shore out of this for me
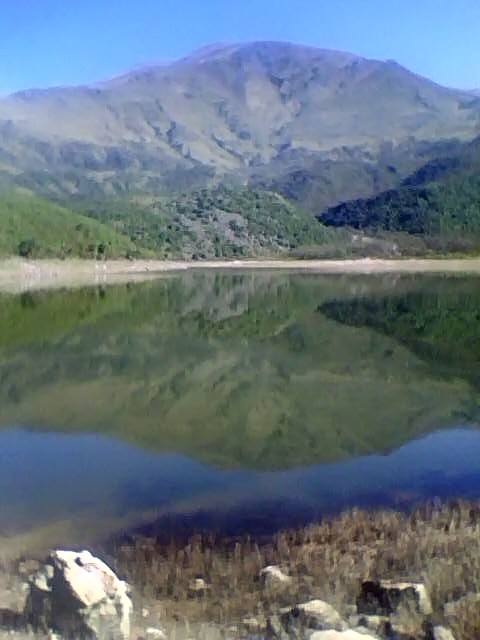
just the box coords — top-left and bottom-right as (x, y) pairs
(0, 554), (458, 639)
(1, 501), (480, 639)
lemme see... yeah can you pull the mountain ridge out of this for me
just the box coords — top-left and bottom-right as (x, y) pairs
(1, 41), (479, 208)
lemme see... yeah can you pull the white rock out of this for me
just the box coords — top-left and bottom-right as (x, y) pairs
(25, 549), (132, 640)
(433, 626), (456, 640)
(146, 627), (168, 639)
(260, 565), (292, 588)
(310, 631), (379, 640)
(192, 577), (207, 590)
(188, 577), (209, 595)
(280, 599), (348, 632)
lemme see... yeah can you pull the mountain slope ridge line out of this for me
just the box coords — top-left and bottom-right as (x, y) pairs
(1, 41), (479, 206)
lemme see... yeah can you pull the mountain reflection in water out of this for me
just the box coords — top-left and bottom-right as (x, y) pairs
(0, 271), (479, 540)
(1, 427), (479, 539)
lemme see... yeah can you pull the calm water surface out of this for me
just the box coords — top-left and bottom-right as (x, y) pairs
(1, 271), (479, 542)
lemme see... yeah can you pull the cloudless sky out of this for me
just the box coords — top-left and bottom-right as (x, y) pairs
(1, 0), (479, 94)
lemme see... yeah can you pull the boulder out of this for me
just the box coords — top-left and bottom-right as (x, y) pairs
(280, 599), (348, 633)
(310, 631), (379, 640)
(260, 565), (292, 589)
(430, 626), (456, 640)
(357, 580), (432, 617)
(25, 549), (132, 640)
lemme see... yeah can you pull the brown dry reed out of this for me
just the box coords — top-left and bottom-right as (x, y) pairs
(113, 501), (480, 640)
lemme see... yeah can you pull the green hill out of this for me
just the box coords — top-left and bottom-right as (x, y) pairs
(319, 137), (480, 254)
(0, 187), (353, 261)
(0, 192), (140, 258)
(77, 186), (349, 259)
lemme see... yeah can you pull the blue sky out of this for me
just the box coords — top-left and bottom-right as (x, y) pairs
(1, 0), (479, 94)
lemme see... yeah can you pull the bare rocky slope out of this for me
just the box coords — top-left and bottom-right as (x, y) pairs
(1, 41), (479, 209)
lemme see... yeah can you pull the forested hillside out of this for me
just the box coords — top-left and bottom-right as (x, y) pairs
(0, 188), (353, 260)
(77, 187), (349, 259)
(320, 136), (480, 253)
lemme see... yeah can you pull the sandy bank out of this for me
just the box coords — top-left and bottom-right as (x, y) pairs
(1, 257), (480, 292)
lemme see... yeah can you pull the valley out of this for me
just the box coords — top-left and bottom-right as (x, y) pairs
(3, 35), (480, 640)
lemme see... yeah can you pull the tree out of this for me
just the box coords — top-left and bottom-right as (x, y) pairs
(17, 239), (37, 258)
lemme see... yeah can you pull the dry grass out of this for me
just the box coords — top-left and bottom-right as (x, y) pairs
(113, 501), (480, 639)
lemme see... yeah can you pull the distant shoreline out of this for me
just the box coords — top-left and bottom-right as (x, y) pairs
(1, 257), (480, 292)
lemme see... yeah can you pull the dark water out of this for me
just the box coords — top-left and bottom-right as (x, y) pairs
(1, 271), (480, 541)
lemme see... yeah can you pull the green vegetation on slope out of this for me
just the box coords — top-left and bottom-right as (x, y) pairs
(251, 137), (466, 214)
(0, 192), (140, 258)
(320, 137), (480, 254)
(77, 186), (349, 259)
(0, 186), (349, 260)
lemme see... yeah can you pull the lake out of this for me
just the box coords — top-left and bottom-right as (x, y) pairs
(1, 271), (480, 546)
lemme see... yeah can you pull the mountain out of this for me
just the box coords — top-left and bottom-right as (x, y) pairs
(1, 41), (479, 209)
(319, 135), (480, 253)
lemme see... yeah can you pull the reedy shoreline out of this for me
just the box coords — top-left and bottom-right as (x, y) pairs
(111, 500), (480, 639)
(2, 501), (480, 638)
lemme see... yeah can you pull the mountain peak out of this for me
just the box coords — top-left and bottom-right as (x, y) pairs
(180, 40), (361, 66)
(0, 40), (479, 207)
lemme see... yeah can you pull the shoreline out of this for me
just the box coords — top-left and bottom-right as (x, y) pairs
(2, 500), (479, 640)
(1, 256), (480, 293)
